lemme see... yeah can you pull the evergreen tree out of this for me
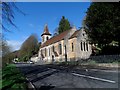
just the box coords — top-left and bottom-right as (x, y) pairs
(58, 16), (71, 34)
(85, 2), (120, 47)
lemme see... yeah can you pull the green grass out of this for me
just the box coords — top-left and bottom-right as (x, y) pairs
(0, 80), (2, 89)
(0, 69), (2, 89)
(1, 64), (27, 90)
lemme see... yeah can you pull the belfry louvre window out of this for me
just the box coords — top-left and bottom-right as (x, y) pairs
(59, 44), (62, 54)
(46, 36), (49, 40)
(72, 43), (74, 52)
(81, 42), (83, 51)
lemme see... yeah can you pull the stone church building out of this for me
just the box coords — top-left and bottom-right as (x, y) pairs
(37, 24), (92, 63)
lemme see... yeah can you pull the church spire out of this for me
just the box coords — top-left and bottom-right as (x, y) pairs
(41, 24), (51, 36)
(41, 24), (51, 44)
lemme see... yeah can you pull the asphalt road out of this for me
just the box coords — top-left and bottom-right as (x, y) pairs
(15, 63), (119, 89)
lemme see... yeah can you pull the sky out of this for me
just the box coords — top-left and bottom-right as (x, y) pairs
(4, 2), (91, 51)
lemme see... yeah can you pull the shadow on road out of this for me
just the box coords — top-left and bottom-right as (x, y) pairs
(31, 70), (58, 83)
(16, 63), (119, 89)
(16, 64), (59, 89)
(39, 85), (55, 90)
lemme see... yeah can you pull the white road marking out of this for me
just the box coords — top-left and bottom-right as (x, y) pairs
(26, 78), (35, 89)
(72, 73), (116, 84)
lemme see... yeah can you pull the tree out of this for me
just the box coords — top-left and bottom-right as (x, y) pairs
(85, 2), (120, 48)
(113, 3), (120, 47)
(58, 16), (71, 34)
(2, 2), (25, 31)
(1, 35), (11, 57)
(19, 34), (39, 61)
(1, 35), (13, 67)
(1, 2), (25, 66)
(1, 2), (25, 57)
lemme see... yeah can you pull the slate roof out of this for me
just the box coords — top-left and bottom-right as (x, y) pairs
(69, 30), (80, 39)
(41, 30), (70, 48)
(40, 29), (80, 48)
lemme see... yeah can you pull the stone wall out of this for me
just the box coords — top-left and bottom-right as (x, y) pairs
(76, 28), (92, 59)
(89, 55), (120, 63)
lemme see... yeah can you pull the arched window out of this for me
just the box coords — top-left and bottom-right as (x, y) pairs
(86, 43), (88, 51)
(72, 43), (74, 52)
(59, 44), (62, 54)
(84, 42), (86, 51)
(83, 33), (85, 36)
(52, 46), (55, 52)
(46, 36), (49, 40)
(81, 42), (83, 51)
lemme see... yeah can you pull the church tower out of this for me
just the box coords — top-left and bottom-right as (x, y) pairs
(41, 24), (51, 44)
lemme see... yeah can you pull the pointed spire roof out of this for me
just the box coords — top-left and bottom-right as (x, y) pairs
(41, 24), (51, 36)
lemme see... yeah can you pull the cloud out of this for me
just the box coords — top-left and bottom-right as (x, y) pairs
(7, 35), (29, 51)
(7, 40), (23, 51)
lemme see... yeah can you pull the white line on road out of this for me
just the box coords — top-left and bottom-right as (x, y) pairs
(71, 73), (116, 84)
(26, 78), (35, 89)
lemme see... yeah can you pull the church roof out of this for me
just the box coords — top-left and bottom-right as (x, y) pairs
(69, 30), (80, 39)
(41, 24), (51, 36)
(41, 30), (70, 48)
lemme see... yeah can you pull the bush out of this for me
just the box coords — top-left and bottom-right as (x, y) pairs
(1, 64), (27, 90)
(100, 46), (120, 55)
(88, 60), (96, 65)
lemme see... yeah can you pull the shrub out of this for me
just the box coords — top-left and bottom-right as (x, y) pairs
(1, 64), (27, 89)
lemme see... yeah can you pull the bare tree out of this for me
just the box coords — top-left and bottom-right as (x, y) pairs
(1, 2), (25, 66)
(1, 2), (25, 31)
(19, 34), (39, 61)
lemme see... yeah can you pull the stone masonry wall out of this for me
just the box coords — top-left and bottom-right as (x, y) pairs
(89, 55), (120, 63)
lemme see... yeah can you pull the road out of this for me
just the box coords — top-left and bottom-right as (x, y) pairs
(15, 63), (119, 89)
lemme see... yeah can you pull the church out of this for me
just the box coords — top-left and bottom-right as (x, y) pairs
(36, 24), (92, 63)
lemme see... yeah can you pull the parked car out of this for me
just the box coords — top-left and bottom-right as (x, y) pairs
(27, 61), (34, 64)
